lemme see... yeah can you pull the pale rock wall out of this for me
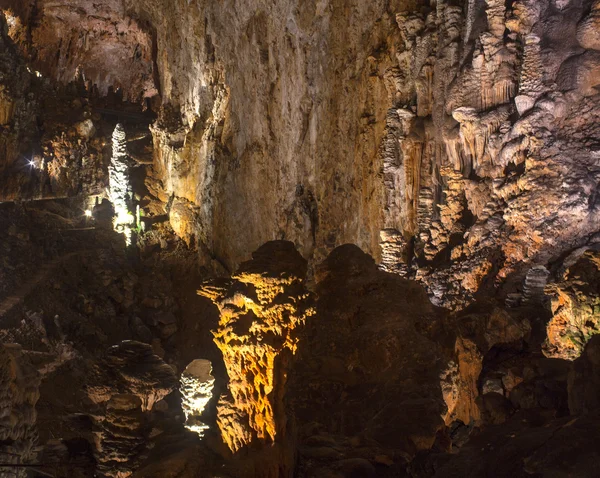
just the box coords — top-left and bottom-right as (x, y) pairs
(126, 0), (403, 269)
(130, 0), (600, 311)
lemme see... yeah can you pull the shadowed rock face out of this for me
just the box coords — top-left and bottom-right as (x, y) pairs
(289, 244), (452, 475)
(87, 341), (178, 478)
(0, 344), (40, 478)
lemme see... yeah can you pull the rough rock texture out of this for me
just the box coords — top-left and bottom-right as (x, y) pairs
(448, 305), (531, 426)
(1, 0), (600, 476)
(198, 241), (315, 475)
(568, 334), (600, 415)
(2, 0), (600, 309)
(117, 0), (600, 315)
(123, 0), (399, 270)
(87, 341), (178, 477)
(0, 343), (40, 478)
(289, 244), (448, 475)
(1, 0), (158, 102)
(180, 358), (215, 436)
(544, 249), (600, 360)
(87, 341), (177, 412)
(432, 410), (600, 478)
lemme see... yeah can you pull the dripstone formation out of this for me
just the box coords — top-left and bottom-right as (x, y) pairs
(0, 0), (599, 477)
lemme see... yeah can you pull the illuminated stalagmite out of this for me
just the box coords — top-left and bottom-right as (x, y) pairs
(198, 242), (314, 454)
(109, 124), (134, 243)
(180, 359), (215, 437)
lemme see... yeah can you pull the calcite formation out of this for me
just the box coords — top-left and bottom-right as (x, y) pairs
(544, 250), (600, 360)
(87, 341), (177, 412)
(109, 123), (135, 242)
(87, 341), (177, 477)
(1, 1), (599, 313)
(180, 358), (215, 437)
(198, 241), (315, 454)
(0, 0), (600, 476)
(0, 344), (40, 478)
(1, 0), (157, 102)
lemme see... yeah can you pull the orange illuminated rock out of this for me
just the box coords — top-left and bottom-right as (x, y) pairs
(198, 241), (315, 453)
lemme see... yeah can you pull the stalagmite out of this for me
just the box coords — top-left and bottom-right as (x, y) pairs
(180, 359), (215, 437)
(516, 34), (545, 115)
(109, 124), (134, 244)
(198, 242), (315, 455)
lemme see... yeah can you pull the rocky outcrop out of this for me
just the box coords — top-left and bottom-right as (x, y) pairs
(544, 250), (600, 360)
(87, 341), (177, 477)
(0, 343), (40, 478)
(290, 244), (451, 475)
(199, 241), (315, 475)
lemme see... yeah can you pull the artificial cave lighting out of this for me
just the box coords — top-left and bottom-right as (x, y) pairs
(180, 359), (215, 437)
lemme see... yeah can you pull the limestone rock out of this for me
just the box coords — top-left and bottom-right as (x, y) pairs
(87, 341), (178, 412)
(180, 359), (215, 436)
(290, 244), (450, 469)
(544, 250), (600, 360)
(198, 241), (315, 475)
(87, 341), (177, 477)
(568, 335), (600, 415)
(577, 1), (600, 50)
(434, 411), (600, 477)
(0, 344), (40, 478)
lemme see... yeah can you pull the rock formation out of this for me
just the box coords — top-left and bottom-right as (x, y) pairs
(87, 341), (177, 477)
(109, 123), (135, 242)
(545, 250), (600, 360)
(180, 358), (215, 437)
(199, 241), (315, 474)
(0, 0), (599, 476)
(0, 344), (40, 478)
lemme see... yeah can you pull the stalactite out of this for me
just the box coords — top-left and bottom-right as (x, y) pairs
(516, 34), (545, 115)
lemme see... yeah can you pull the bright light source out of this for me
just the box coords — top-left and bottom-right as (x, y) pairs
(28, 160), (35, 167)
(84, 210), (93, 217)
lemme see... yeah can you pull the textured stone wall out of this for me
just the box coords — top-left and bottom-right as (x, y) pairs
(125, 0), (600, 312)
(2, 0), (600, 308)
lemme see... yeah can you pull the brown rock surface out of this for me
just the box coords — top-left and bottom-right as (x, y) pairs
(290, 244), (451, 475)
(87, 341), (178, 477)
(568, 334), (600, 415)
(0, 343), (40, 477)
(544, 249), (600, 360)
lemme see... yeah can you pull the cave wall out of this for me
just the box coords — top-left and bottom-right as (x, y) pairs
(128, 0), (600, 308)
(1, 0), (600, 307)
(124, 0), (406, 269)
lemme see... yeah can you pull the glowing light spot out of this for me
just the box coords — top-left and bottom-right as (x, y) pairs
(84, 210), (93, 218)
(180, 359), (214, 438)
